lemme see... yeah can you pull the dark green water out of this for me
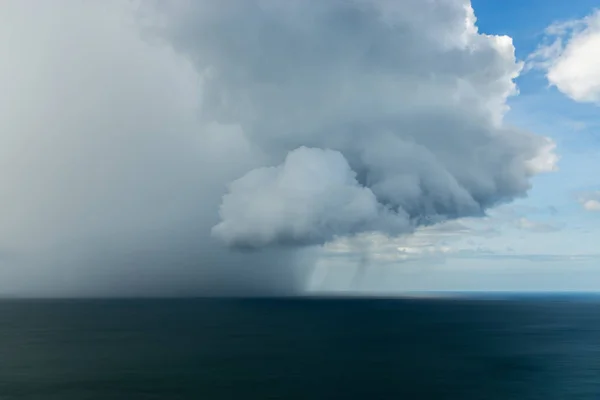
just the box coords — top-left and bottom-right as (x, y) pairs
(1, 298), (599, 399)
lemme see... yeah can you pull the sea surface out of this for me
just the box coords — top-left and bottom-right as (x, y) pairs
(1, 296), (599, 399)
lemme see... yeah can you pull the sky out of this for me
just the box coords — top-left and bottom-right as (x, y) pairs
(0, 0), (599, 296)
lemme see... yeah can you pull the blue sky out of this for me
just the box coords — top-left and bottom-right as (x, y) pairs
(311, 0), (600, 293)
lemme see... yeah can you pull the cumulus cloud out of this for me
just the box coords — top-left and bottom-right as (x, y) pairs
(150, 0), (555, 248)
(213, 147), (409, 248)
(583, 200), (600, 211)
(0, 0), (555, 295)
(577, 192), (600, 211)
(528, 10), (600, 104)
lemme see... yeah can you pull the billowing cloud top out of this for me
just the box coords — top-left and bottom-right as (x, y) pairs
(0, 0), (555, 295)
(149, 0), (555, 248)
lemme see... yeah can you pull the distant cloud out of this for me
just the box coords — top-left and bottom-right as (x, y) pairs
(527, 10), (600, 104)
(583, 200), (600, 211)
(321, 203), (565, 266)
(513, 217), (562, 233)
(577, 191), (600, 211)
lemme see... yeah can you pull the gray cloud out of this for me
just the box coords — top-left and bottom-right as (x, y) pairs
(149, 0), (556, 249)
(0, 0), (555, 296)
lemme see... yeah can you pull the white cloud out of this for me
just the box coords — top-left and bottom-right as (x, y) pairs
(528, 10), (600, 104)
(525, 137), (559, 173)
(578, 191), (600, 211)
(212, 147), (409, 248)
(583, 200), (600, 211)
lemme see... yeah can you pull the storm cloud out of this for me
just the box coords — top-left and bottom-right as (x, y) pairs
(149, 0), (556, 248)
(0, 0), (554, 296)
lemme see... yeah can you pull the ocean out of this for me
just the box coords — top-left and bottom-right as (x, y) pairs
(1, 297), (599, 399)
